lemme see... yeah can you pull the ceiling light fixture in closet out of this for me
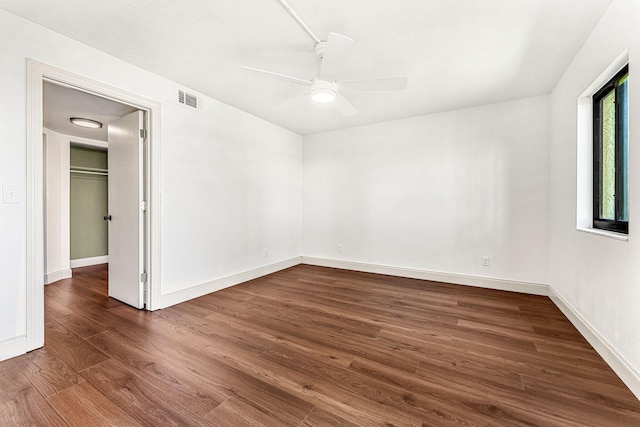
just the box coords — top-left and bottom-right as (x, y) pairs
(70, 117), (102, 128)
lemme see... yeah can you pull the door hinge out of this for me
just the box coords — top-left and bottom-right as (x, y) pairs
(140, 129), (147, 139)
(140, 201), (147, 211)
(140, 272), (148, 283)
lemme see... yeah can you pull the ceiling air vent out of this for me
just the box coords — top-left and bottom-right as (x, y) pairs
(178, 90), (198, 109)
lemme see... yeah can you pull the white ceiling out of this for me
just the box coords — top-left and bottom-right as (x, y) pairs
(3, 0), (612, 135)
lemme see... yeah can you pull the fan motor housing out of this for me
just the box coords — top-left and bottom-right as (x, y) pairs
(314, 41), (327, 58)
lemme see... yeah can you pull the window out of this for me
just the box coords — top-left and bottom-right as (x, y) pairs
(593, 65), (629, 234)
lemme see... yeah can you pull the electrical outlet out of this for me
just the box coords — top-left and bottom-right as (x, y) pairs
(337, 244), (344, 253)
(263, 248), (269, 257)
(482, 256), (490, 267)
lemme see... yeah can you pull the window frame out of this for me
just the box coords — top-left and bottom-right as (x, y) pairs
(592, 64), (629, 234)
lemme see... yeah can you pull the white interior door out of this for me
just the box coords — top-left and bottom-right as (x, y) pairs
(107, 110), (145, 308)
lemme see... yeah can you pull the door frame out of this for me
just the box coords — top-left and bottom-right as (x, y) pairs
(26, 59), (162, 351)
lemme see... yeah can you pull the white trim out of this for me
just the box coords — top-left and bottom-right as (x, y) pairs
(70, 256), (108, 269)
(549, 287), (640, 401)
(26, 60), (45, 352)
(160, 257), (302, 308)
(577, 227), (629, 241)
(45, 269), (72, 284)
(301, 257), (549, 296)
(26, 59), (163, 354)
(43, 127), (109, 150)
(0, 335), (27, 362)
(579, 50), (629, 98)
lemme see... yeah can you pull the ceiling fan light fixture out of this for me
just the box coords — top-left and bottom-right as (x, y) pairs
(70, 117), (103, 129)
(311, 80), (337, 103)
(311, 88), (336, 103)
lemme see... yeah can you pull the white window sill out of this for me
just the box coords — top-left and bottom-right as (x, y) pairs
(577, 227), (628, 241)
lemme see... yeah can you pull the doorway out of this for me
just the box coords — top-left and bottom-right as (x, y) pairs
(43, 81), (147, 309)
(26, 60), (162, 352)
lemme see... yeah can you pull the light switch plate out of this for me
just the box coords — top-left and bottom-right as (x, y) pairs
(2, 185), (21, 204)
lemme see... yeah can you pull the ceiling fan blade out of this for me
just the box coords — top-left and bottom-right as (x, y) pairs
(339, 77), (408, 91)
(271, 91), (310, 112)
(242, 66), (312, 86)
(333, 93), (358, 117)
(318, 32), (353, 81)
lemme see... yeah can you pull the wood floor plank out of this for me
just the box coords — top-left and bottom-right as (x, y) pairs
(0, 387), (67, 426)
(380, 332), (527, 391)
(350, 356), (575, 427)
(299, 406), (360, 427)
(43, 318), (110, 372)
(200, 334), (424, 426)
(0, 368), (67, 426)
(446, 333), (620, 385)
(188, 309), (357, 369)
(232, 290), (382, 337)
(413, 357), (640, 426)
(519, 373), (640, 419)
(3, 263), (638, 426)
(202, 306), (422, 373)
(533, 338), (613, 367)
(123, 339), (315, 426)
(81, 358), (210, 426)
(86, 329), (228, 417)
(264, 280), (459, 325)
(0, 359), (19, 374)
(47, 381), (143, 427)
(83, 317), (314, 426)
(13, 347), (84, 398)
(206, 396), (305, 427)
(107, 304), (217, 352)
(46, 277), (120, 309)
(193, 288), (427, 374)
(45, 296), (109, 339)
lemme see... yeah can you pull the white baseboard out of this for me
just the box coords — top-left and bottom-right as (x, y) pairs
(45, 268), (72, 285)
(159, 257), (302, 309)
(70, 256), (108, 269)
(549, 287), (640, 401)
(0, 335), (27, 362)
(301, 257), (549, 296)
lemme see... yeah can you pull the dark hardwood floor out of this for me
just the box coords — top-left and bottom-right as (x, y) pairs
(1, 263), (639, 426)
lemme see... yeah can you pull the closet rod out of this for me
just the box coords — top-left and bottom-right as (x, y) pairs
(70, 169), (108, 176)
(70, 165), (108, 173)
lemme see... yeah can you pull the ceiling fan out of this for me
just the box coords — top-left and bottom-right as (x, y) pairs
(242, 0), (408, 117)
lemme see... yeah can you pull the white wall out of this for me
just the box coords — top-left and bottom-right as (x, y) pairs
(549, 0), (640, 382)
(303, 96), (550, 286)
(44, 129), (71, 284)
(0, 10), (302, 347)
(161, 102), (302, 296)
